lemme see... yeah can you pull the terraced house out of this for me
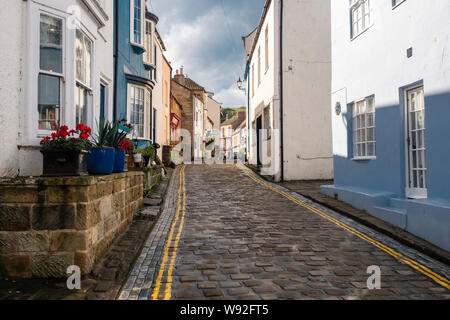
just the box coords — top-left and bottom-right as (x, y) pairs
(0, 0), (114, 177)
(322, 0), (450, 251)
(242, 0), (333, 181)
(113, 0), (167, 160)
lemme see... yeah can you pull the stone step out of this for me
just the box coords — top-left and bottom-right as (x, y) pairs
(372, 206), (407, 229)
(143, 198), (162, 206)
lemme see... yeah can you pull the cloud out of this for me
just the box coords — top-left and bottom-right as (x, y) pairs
(148, 0), (265, 107)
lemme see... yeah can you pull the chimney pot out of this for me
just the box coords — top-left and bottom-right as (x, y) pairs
(180, 67), (184, 75)
(176, 69), (179, 75)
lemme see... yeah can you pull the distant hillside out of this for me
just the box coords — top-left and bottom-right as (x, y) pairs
(220, 107), (246, 124)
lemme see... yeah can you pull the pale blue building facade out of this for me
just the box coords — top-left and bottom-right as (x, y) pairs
(323, 0), (450, 251)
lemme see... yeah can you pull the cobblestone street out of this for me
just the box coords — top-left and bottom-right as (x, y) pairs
(120, 164), (450, 300)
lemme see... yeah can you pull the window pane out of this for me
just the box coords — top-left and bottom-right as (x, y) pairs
(85, 37), (92, 88)
(367, 142), (375, 157)
(40, 14), (63, 73)
(76, 85), (88, 125)
(38, 74), (60, 130)
(76, 30), (84, 83)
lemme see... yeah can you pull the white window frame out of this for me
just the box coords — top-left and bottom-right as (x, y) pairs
(352, 96), (376, 160)
(127, 84), (150, 140)
(37, 12), (65, 135)
(144, 19), (154, 66)
(350, 0), (372, 39)
(130, 0), (145, 48)
(75, 29), (94, 126)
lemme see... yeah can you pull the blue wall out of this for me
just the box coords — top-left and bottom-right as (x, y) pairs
(334, 90), (450, 204)
(114, 0), (152, 122)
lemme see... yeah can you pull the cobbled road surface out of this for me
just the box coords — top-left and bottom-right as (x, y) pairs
(120, 164), (450, 300)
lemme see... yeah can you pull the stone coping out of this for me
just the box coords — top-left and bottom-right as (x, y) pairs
(0, 171), (143, 187)
(128, 166), (163, 173)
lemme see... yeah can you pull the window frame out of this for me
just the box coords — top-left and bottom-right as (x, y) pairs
(265, 25), (269, 73)
(352, 96), (376, 160)
(38, 12), (65, 134)
(144, 19), (154, 66)
(130, 0), (145, 48)
(127, 84), (150, 140)
(392, 0), (406, 9)
(350, 0), (372, 40)
(257, 46), (261, 86)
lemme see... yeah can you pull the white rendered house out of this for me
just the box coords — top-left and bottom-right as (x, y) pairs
(242, 0), (333, 181)
(0, 0), (114, 177)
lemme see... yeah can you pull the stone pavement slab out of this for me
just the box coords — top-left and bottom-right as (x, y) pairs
(121, 164), (450, 300)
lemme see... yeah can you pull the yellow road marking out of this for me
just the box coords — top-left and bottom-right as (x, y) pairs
(163, 164), (187, 300)
(151, 165), (186, 300)
(238, 164), (450, 290)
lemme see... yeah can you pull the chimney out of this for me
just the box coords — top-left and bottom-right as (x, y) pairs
(174, 66), (186, 85)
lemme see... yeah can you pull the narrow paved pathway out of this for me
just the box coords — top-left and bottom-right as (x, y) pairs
(120, 164), (449, 300)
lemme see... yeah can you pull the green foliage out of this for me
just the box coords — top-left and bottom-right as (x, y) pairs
(109, 122), (128, 149)
(139, 146), (156, 160)
(92, 119), (113, 148)
(41, 138), (92, 152)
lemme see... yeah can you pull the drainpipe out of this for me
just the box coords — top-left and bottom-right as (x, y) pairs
(113, 0), (119, 123)
(279, 0), (284, 181)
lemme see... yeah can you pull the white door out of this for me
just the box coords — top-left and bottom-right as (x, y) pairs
(406, 86), (427, 199)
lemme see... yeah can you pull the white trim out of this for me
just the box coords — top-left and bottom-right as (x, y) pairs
(126, 83), (150, 140)
(404, 84), (428, 199)
(129, 0), (145, 47)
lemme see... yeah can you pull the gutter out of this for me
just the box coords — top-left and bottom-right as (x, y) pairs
(113, 0), (119, 122)
(279, 0), (284, 181)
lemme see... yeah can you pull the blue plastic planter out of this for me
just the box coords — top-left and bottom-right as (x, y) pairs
(88, 148), (115, 175)
(113, 149), (126, 173)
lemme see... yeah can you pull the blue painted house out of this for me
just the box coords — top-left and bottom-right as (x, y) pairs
(323, 0), (450, 251)
(113, 0), (161, 145)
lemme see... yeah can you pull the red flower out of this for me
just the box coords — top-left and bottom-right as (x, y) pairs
(80, 133), (89, 140)
(118, 139), (131, 151)
(51, 132), (58, 139)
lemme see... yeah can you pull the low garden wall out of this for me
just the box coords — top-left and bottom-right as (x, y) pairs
(129, 166), (162, 192)
(0, 171), (143, 278)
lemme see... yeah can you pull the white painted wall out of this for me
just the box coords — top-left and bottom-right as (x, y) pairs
(0, 0), (23, 177)
(0, 0), (114, 177)
(153, 36), (165, 160)
(331, 0), (450, 158)
(245, 0), (333, 181)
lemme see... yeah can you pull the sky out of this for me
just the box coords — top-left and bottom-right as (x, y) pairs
(147, 0), (266, 108)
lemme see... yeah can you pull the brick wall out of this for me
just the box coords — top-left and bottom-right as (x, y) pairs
(0, 172), (143, 278)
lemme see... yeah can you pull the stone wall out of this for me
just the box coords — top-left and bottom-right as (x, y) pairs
(129, 166), (162, 193)
(0, 172), (143, 278)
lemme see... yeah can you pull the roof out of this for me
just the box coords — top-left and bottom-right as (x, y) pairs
(222, 111), (246, 130)
(243, 0), (272, 64)
(173, 75), (205, 92)
(242, 27), (258, 61)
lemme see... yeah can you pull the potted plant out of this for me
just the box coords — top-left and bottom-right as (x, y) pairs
(133, 148), (143, 165)
(141, 146), (156, 167)
(109, 122), (129, 173)
(40, 124), (92, 176)
(88, 120), (115, 175)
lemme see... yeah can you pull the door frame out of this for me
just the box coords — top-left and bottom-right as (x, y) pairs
(404, 84), (428, 199)
(256, 115), (262, 166)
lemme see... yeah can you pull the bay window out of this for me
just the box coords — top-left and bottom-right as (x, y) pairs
(144, 20), (154, 66)
(353, 97), (376, 159)
(128, 85), (151, 139)
(38, 13), (63, 130)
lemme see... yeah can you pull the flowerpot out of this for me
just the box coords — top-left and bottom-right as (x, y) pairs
(127, 154), (135, 168)
(113, 149), (126, 173)
(88, 148), (115, 175)
(41, 150), (89, 177)
(133, 153), (142, 164)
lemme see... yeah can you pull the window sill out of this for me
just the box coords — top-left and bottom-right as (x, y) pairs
(351, 24), (373, 41)
(352, 156), (376, 161)
(392, 0), (406, 10)
(131, 42), (146, 55)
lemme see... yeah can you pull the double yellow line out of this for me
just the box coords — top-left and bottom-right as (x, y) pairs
(238, 164), (450, 290)
(151, 165), (187, 300)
